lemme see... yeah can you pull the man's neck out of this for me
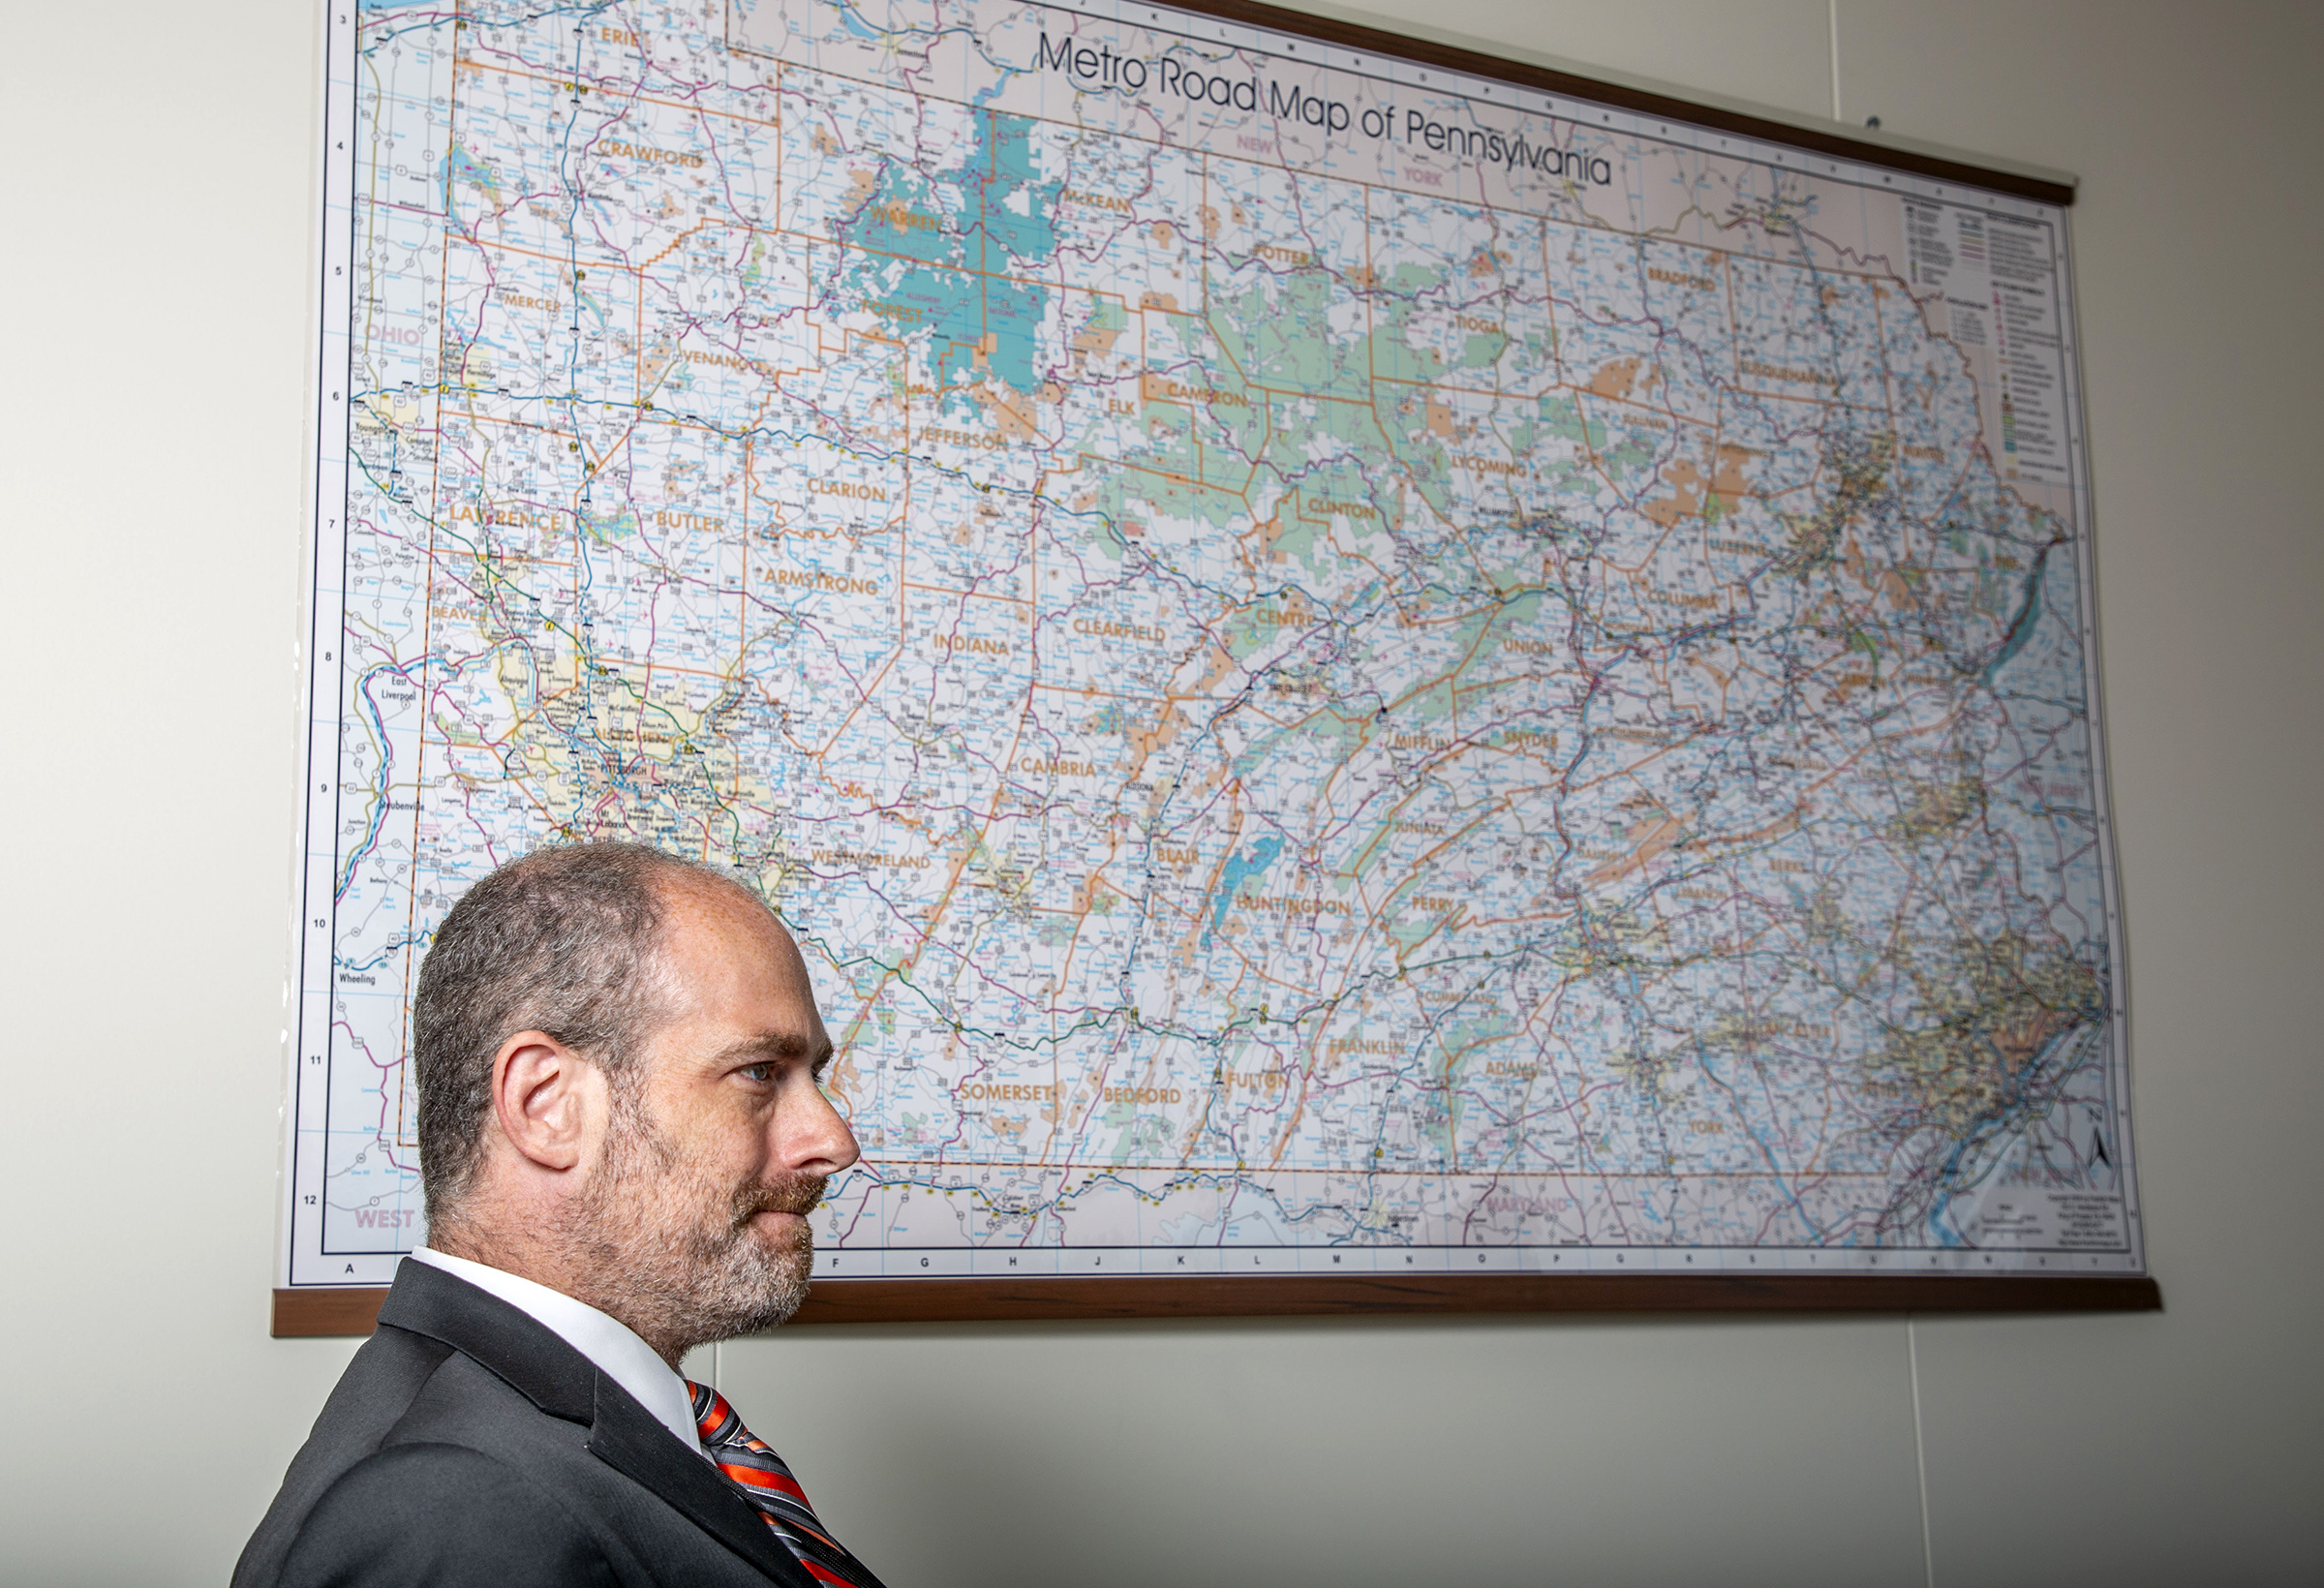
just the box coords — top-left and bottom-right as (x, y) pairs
(426, 1219), (690, 1368)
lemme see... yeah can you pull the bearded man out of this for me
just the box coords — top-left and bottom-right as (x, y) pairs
(236, 842), (883, 1588)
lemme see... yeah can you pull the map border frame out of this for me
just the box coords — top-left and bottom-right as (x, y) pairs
(273, 0), (2156, 1328)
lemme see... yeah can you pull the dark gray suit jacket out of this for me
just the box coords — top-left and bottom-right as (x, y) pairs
(235, 1261), (853, 1587)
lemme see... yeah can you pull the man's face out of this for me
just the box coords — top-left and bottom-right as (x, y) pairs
(572, 881), (860, 1354)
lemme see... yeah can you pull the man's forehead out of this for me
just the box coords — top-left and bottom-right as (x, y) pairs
(636, 891), (832, 1081)
(646, 876), (810, 994)
(660, 871), (794, 946)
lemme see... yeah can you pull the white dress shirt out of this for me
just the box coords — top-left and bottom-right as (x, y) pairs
(408, 1247), (706, 1459)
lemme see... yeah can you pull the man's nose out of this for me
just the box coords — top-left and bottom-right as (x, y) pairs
(784, 1078), (862, 1176)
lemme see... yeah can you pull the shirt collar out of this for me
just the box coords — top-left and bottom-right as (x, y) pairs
(409, 1247), (706, 1459)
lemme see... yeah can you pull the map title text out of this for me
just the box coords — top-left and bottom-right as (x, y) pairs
(1033, 33), (1615, 185)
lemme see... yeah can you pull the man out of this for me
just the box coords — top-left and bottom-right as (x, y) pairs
(236, 842), (885, 1587)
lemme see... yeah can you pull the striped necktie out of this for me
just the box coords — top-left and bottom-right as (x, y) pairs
(686, 1380), (883, 1588)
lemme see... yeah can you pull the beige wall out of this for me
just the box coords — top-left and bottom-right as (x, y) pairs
(2, 3), (2315, 1582)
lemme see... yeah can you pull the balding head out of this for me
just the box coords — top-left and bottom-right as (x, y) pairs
(412, 840), (769, 1226)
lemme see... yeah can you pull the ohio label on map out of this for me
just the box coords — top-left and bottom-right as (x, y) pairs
(281, 0), (2139, 1291)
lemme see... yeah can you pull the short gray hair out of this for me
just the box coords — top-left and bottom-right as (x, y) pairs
(412, 840), (730, 1222)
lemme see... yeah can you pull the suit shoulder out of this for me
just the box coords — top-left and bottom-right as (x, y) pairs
(270, 1442), (617, 1588)
(233, 1327), (461, 1588)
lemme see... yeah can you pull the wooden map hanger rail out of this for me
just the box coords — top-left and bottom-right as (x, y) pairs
(274, 1272), (2158, 1335)
(1159, 0), (2075, 205)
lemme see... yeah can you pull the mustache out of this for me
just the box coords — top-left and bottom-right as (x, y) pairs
(732, 1174), (828, 1223)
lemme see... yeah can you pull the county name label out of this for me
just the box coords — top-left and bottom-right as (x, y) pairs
(283, 0), (2137, 1287)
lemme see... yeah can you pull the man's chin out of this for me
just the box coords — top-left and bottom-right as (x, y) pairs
(735, 1268), (813, 1336)
(665, 1262), (813, 1349)
(744, 1209), (815, 1276)
(708, 1223), (815, 1336)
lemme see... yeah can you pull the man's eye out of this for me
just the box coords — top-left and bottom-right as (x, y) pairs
(738, 1062), (775, 1084)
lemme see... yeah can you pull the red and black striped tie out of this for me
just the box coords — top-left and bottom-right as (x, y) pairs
(687, 1380), (881, 1588)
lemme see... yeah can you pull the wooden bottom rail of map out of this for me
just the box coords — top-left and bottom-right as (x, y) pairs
(272, 1272), (2159, 1335)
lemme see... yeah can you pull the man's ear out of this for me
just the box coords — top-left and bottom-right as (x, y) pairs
(490, 1031), (603, 1173)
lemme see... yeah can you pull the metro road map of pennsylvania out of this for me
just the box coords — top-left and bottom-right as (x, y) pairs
(282, 0), (2139, 1289)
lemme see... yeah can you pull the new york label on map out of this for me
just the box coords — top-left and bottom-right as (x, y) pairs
(289, 0), (2136, 1285)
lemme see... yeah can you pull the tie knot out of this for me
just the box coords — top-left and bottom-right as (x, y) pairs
(684, 1379), (743, 1448)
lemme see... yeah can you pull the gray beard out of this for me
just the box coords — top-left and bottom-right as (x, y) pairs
(565, 1095), (824, 1360)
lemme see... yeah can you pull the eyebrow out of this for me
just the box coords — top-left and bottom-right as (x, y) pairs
(714, 1032), (836, 1076)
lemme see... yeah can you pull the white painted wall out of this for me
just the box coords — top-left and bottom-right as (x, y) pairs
(2, 3), (2315, 1583)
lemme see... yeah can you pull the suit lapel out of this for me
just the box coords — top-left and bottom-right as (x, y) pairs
(378, 1258), (596, 1420)
(585, 1372), (814, 1587)
(378, 1261), (810, 1586)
